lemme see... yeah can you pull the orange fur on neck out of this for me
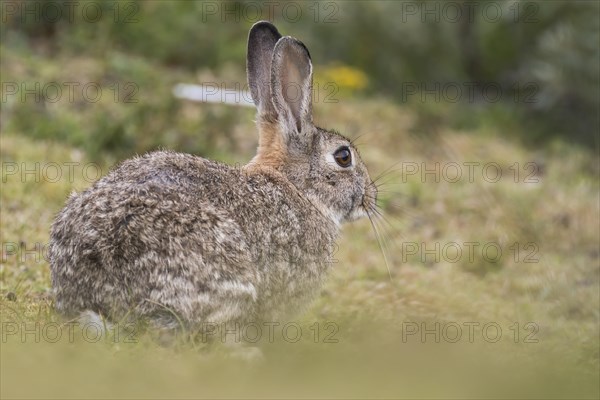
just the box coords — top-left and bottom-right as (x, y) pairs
(249, 117), (287, 169)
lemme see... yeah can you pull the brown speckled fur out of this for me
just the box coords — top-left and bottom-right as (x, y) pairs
(49, 22), (376, 330)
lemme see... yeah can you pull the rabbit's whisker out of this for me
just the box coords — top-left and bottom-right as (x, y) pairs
(349, 134), (365, 147)
(366, 208), (393, 282)
(371, 209), (401, 253)
(372, 161), (404, 184)
(378, 202), (421, 221)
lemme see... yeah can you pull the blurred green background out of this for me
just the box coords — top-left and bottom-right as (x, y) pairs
(2, 0), (598, 158)
(1, 1), (599, 399)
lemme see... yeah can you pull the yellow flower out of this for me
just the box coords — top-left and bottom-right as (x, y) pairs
(317, 65), (369, 94)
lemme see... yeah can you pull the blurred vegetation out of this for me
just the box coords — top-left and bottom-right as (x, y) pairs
(1, 0), (599, 159)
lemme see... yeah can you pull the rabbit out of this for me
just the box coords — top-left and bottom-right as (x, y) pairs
(49, 21), (377, 334)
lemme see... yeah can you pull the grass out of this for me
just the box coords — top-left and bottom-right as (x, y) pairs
(1, 43), (599, 400)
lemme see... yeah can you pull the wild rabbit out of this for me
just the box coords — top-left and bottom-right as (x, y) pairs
(49, 21), (377, 333)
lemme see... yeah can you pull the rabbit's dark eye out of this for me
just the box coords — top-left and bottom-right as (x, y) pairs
(334, 147), (352, 168)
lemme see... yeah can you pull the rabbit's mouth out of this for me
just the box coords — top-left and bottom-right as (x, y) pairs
(353, 179), (379, 223)
(344, 192), (374, 223)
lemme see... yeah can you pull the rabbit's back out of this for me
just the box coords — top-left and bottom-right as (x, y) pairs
(49, 151), (336, 327)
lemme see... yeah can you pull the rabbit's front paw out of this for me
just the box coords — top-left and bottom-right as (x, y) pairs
(225, 344), (265, 363)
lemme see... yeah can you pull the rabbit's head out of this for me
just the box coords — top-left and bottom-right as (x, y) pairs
(247, 21), (376, 224)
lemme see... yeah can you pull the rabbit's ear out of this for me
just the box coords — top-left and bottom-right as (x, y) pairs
(247, 21), (281, 117)
(271, 36), (313, 143)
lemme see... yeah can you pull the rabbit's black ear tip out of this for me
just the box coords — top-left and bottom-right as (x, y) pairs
(250, 21), (280, 36)
(294, 38), (311, 60)
(277, 36), (312, 61)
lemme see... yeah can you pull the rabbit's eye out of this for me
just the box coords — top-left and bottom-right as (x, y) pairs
(334, 147), (352, 168)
